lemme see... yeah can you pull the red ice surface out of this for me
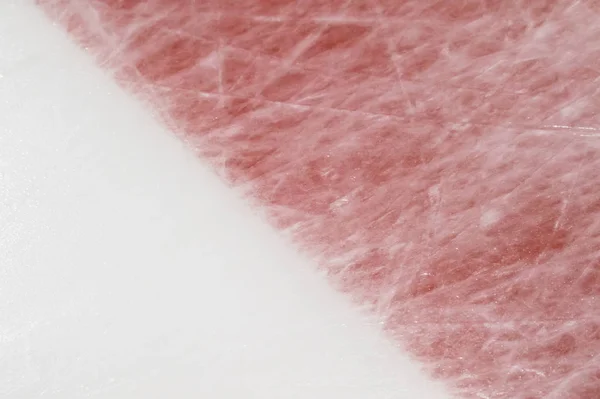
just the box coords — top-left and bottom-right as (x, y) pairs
(36, 1), (600, 398)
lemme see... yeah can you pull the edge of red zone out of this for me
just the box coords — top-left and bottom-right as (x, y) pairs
(35, 1), (600, 398)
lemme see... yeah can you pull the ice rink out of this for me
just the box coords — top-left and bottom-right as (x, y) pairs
(0, 3), (449, 398)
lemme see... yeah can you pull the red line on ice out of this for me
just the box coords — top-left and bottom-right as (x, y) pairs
(37, 1), (600, 398)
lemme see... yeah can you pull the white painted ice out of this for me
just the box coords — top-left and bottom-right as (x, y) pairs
(0, 2), (451, 398)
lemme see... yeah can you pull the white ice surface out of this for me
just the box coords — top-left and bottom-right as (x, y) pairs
(0, 3), (451, 398)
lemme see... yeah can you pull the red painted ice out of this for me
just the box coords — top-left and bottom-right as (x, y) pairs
(36, 1), (600, 398)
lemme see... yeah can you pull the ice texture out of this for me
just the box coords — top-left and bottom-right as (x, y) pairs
(36, 1), (600, 398)
(0, 2), (450, 398)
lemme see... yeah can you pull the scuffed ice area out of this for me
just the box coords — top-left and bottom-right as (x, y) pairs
(32, 0), (600, 398)
(0, 3), (451, 399)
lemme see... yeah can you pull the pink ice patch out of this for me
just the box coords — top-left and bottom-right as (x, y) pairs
(36, 1), (600, 398)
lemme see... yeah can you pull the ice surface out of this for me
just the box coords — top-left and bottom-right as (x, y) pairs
(0, 3), (450, 398)
(31, 0), (600, 398)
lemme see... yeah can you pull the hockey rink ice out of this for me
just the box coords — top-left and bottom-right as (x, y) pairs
(2, 1), (600, 398)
